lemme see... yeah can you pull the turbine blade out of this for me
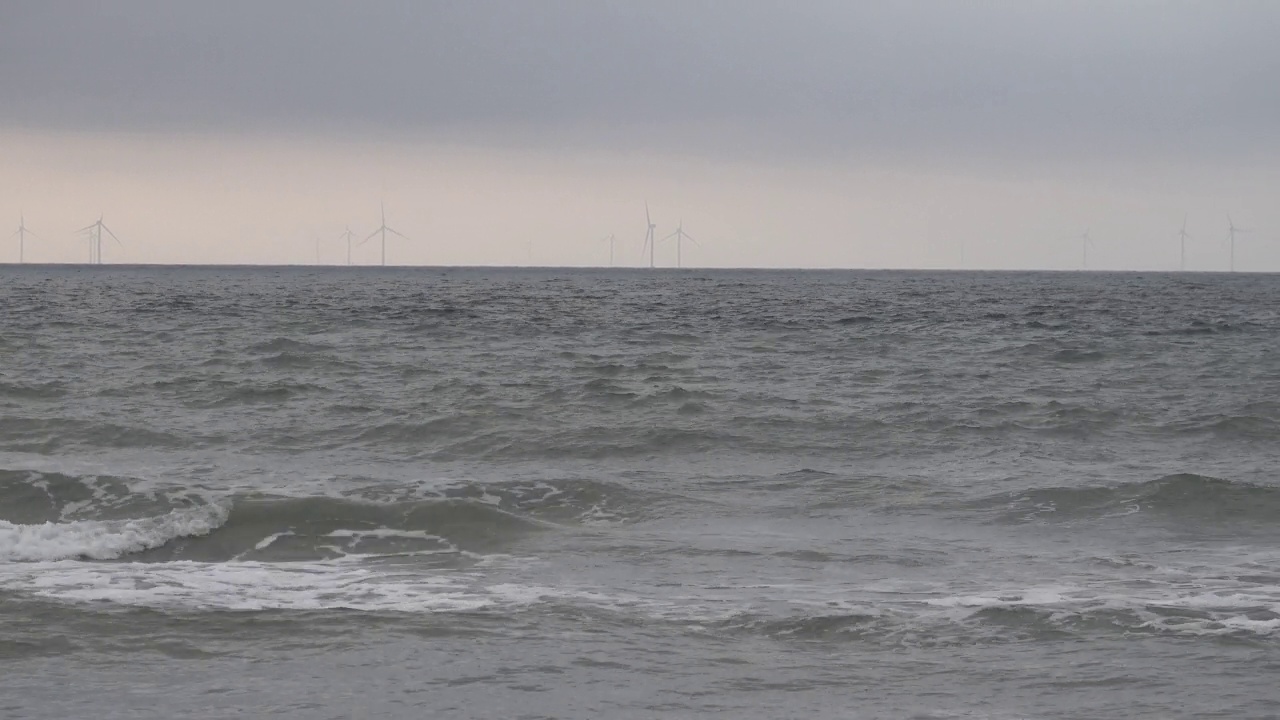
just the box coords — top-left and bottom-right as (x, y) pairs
(101, 224), (120, 242)
(661, 230), (678, 241)
(645, 202), (651, 227)
(387, 227), (409, 240)
(77, 223), (97, 233)
(364, 228), (381, 242)
(685, 233), (701, 246)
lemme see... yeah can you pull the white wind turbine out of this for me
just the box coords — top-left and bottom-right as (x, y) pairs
(78, 214), (121, 264)
(661, 220), (700, 268)
(639, 202), (657, 268)
(1227, 215), (1249, 272)
(1177, 216), (1191, 271)
(1079, 229), (1094, 270)
(14, 214), (39, 263)
(601, 233), (618, 267)
(339, 226), (358, 266)
(362, 202), (408, 266)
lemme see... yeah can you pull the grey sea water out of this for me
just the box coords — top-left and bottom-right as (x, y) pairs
(1, 265), (1278, 719)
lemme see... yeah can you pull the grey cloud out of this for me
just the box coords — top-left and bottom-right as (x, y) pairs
(3, 1), (1278, 162)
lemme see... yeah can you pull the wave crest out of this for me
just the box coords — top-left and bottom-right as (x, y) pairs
(978, 474), (1280, 524)
(0, 503), (230, 562)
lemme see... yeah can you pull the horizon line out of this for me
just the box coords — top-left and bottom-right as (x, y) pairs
(0, 261), (1272, 275)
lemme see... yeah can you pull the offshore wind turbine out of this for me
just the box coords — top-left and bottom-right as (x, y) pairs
(78, 215), (121, 265)
(1079, 229), (1094, 270)
(1177, 216), (1191, 271)
(601, 234), (617, 266)
(14, 214), (38, 263)
(661, 220), (700, 268)
(339, 226), (358, 266)
(639, 203), (657, 268)
(361, 202), (407, 266)
(1227, 215), (1249, 272)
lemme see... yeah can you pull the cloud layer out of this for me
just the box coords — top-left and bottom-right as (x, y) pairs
(4, 2), (1278, 162)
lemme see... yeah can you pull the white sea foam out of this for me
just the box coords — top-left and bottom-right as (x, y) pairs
(920, 578), (1280, 638)
(0, 503), (230, 562)
(0, 560), (625, 614)
(324, 528), (449, 542)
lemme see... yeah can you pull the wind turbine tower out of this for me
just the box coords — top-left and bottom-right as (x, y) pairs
(362, 202), (408, 266)
(78, 215), (121, 265)
(640, 203), (657, 268)
(339, 226), (358, 266)
(601, 234), (617, 267)
(14, 215), (38, 263)
(1080, 230), (1093, 270)
(661, 220), (700, 268)
(1177, 216), (1191, 271)
(1227, 215), (1249, 272)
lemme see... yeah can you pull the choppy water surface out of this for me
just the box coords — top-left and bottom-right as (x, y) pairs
(1, 266), (1278, 719)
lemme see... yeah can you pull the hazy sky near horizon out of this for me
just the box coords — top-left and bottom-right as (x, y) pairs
(2, 2), (1278, 269)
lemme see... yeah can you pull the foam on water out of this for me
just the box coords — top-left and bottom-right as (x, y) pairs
(0, 559), (605, 614)
(3, 547), (1277, 640)
(0, 503), (230, 562)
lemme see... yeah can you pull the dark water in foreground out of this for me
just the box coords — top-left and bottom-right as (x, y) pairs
(1, 265), (1278, 719)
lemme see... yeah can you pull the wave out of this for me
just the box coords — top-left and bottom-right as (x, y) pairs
(835, 315), (877, 325)
(0, 380), (67, 400)
(974, 474), (1280, 524)
(0, 417), (196, 452)
(0, 473), (668, 563)
(0, 494), (541, 565)
(0, 504), (229, 562)
(1170, 413), (1279, 441)
(1050, 348), (1105, 363)
(1142, 319), (1246, 336)
(424, 427), (740, 462)
(7, 560), (1278, 641)
(719, 612), (881, 640)
(202, 381), (331, 407)
(916, 581), (1280, 641)
(246, 337), (332, 354)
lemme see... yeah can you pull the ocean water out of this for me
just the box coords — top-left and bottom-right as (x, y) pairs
(1, 265), (1278, 719)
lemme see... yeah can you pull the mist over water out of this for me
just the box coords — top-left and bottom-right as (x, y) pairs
(1, 265), (1278, 719)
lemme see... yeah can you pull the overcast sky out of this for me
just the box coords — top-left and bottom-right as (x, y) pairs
(2, 1), (1278, 269)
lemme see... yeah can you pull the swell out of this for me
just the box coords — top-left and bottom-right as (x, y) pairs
(973, 474), (1280, 524)
(0, 417), (198, 453)
(140, 496), (549, 562)
(0, 473), (665, 563)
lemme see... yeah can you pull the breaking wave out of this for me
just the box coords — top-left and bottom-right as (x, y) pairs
(0, 504), (230, 562)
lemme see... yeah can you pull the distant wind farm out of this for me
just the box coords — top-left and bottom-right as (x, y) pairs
(4, 203), (1268, 271)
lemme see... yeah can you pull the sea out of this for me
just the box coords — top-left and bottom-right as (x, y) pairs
(0, 265), (1277, 719)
